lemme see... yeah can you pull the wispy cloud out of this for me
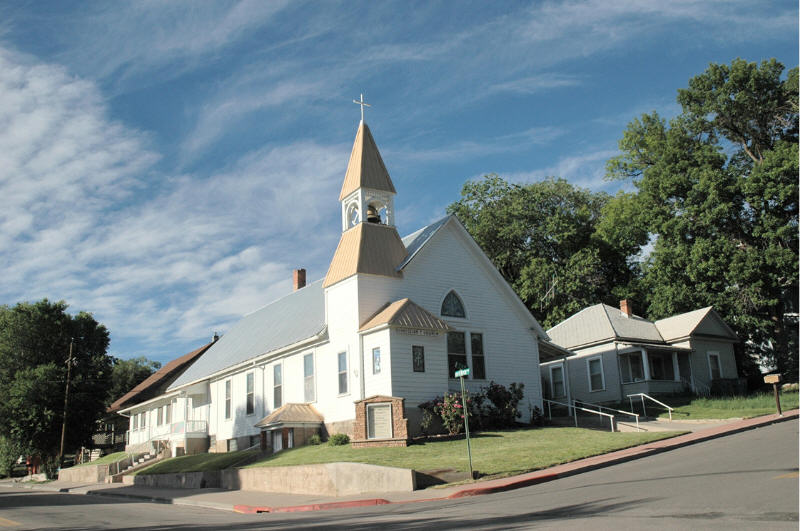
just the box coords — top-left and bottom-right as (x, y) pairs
(503, 148), (620, 191)
(488, 73), (582, 95)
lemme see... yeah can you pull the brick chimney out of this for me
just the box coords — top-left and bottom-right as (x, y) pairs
(293, 268), (306, 291)
(620, 299), (633, 317)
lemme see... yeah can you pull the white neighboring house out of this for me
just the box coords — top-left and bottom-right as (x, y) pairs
(541, 300), (740, 407)
(117, 118), (559, 455)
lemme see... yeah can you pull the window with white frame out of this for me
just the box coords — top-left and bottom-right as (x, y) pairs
(412, 345), (425, 372)
(273, 364), (282, 409)
(304, 353), (315, 402)
(372, 347), (381, 374)
(447, 331), (467, 378)
(157, 406), (163, 426)
(708, 352), (722, 380)
(587, 357), (605, 391)
(165, 402), (172, 424)
(133, 414), (139, 431)
(471, 333), (486, 379)
(141, 411), (146, 429)
(246, 372), (255, 415)
(550, 365), (565, 398)
(224, 379), (232, 419)
(338, 352), (348, 394)
(441, 291), (466, 318)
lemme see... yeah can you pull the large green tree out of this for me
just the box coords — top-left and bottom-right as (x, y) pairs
(607, 58), (798, 379)
(107, 356), (161, 407)
(448, 175), (636, 328)
(0, 300), (113, 474)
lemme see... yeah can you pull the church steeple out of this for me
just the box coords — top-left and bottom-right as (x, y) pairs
(339, 101), (397, 231)
(325, 107), (406, 289)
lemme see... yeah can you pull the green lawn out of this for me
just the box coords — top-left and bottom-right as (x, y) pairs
(135, 449), (258, 475)
(245, 428), (685, 479)
(72, 451), (128, 468)
(653, 390), (799, 420)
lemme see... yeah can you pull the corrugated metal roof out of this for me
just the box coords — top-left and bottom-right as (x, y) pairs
(359, 298), (453, 332)
(168, 280), (326, 390)
(323, 222), (407, 288)
(398, 215), (451, 270)
(255, 403), (324, 427)
(108, 342), (213, 412)
(547, 303), (662, 349)
(339, 121), (396, 200)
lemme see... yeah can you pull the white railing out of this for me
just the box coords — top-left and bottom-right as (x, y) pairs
(573, 399), (641, 431)
(627, 393), (674, 421)
(543, 398), (616, 432)
(171, 420), (208, 435)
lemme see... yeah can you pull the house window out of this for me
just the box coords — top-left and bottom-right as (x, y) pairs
(157, 406), (163, 426)
(587, 357), (605, 391)
(447, 331), (467, 378)
(133, 414), (139, 431)
(620, 353), (645, 383)
(246, 372), (255, 415)
(141, 411), (146, 429)
(551, 365), (565, 398)
(372, 348), (381, 374)
(165, 402), (172, 425)
(274, 364), (282, 409)
(412, 345), (425, 372)
(648, 352), (675, 380)
(304, 353), (315, 402)
(224, 380), (232, 419)
(338, 352), (348, 394)
(471, 333), (485, 379)
(441, 291), (466, 318)
(708, 352), (722, 380)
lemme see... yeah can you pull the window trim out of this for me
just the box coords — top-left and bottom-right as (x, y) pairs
(550, 364), (566, 398)
(440, 290), (468, 319)
(224, 379), (232, 420)
(447, 330), (468, 379)
(337, 351), (349, 396)
(372, 347), (381, 375)
(707, 351), (722, 380)
(586, 356), (606, 392)
(246, 372), (255, 416)
(412, 345), (425, 373)
(303, 352), (316, 403)
(273, 363), (283, 410)
(469, 331), (486, 380)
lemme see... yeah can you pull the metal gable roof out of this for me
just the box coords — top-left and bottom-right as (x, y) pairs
(547, 303), (663, 349)
(398, 215), (451, 270)
(359, 298), (453, 332)
(168, 279), (326, 390)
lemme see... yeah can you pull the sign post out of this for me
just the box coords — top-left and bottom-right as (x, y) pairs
(764, 374), (783, 416)
(455, 368), (474, 480)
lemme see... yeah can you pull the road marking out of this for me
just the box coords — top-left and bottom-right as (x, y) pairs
(773, 471), (799, 479)
(0, 515), (21, 527)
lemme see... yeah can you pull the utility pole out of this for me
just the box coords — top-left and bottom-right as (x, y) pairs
(58, 338), (74, 469)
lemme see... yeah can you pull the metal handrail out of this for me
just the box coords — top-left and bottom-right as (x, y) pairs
(573, 399), (640, 431)
(543, 398), (616, 432)
(627, 393), (674, 421)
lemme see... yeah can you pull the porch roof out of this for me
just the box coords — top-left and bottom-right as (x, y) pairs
(255, 403), (324, 428)
(617, 342), (693, 353)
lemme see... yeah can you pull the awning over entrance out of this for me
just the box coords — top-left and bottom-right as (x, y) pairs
(255, 403), (324, 430)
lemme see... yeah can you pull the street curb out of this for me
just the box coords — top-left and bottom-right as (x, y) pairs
(7, 411), (796, 515)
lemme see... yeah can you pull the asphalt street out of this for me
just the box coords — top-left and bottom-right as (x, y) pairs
(0, 419), (797, 530)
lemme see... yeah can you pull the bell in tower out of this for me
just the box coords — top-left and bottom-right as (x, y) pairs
(366, 204), (381, 224)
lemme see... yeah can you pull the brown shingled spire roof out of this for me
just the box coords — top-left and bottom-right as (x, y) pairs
(338, 121), (396, 200)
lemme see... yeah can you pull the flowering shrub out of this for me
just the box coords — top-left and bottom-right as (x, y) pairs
(419, 381), (525, 434)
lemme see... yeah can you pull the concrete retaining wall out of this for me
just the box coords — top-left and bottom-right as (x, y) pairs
(125, 470), (222, 489)
(221, 462), (416, 495)
(58, 456), (133, 483)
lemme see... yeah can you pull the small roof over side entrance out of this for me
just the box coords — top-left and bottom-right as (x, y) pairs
(255, 403), (324, 429)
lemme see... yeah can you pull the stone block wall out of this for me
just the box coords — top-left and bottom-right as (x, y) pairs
(352, 395), (408, 448)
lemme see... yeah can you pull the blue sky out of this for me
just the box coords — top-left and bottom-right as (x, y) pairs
(1, 1), (797, 365)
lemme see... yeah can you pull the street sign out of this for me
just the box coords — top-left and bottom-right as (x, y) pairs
(764, 374), (782, 384)
(455, 368), (470, 378)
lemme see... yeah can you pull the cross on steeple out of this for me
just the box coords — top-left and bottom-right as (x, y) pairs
(353, 93), (371, 122)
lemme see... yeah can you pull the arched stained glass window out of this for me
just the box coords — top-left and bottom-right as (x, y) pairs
(441, 291), (466, 318)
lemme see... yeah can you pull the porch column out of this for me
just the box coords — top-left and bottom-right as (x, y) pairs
(563, 356), (573, 417)
(672, 352), (680, 382)
(641, 349), (651, 381)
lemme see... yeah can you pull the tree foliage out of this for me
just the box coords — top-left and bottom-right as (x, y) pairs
(108, 356), (161, 407)
(0, 300), (113, 470)
(447, 175), (635, 328)
(607, 58), (798, 379)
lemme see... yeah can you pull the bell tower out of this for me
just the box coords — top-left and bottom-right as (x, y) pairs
(324, 98), (406, 289)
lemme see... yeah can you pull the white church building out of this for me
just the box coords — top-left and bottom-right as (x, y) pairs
(120, 116), (559, 455)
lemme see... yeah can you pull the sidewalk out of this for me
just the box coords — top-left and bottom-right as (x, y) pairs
(3, 410), (796, 514)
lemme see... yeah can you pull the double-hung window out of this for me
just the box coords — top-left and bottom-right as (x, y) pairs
(157, 406), (163, 426)
(304, 353), (315, 402)
(708, 352), (722, 380)
(246, 372), (255, 415)
(587, 357), (605, 391)
(447, 332), (467, 378)
(471, 333), (485, 380)
(224, 380), (232, 419)
(338, 352), (348, 394)
(273, 364), (282, 409)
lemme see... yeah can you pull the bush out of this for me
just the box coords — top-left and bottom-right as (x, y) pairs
(419, 409), (435, 436)
(308, 434), (322, 445)
(0, 436), (23, 478)
(419, 382), (525, 434)
(327, 433), (350, 446)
